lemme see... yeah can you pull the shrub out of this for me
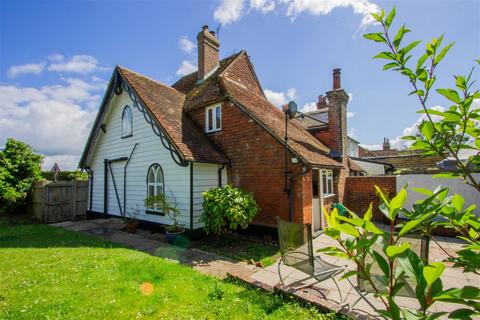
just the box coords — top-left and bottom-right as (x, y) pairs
(0, 139), (43, 214)
(40, 170), (88, 181)
(201, 185), (259, 235)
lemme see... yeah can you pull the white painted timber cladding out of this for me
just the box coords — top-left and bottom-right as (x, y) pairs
(85, 89), (224, 228)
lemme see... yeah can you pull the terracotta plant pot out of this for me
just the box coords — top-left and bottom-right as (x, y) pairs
(126, 220), (139, 233)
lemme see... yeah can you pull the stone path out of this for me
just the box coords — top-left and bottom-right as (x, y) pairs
(51, 218), (258, 280)
(52, 218), (477, 319)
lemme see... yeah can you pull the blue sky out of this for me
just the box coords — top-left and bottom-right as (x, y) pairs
(1, 0), (479, 169)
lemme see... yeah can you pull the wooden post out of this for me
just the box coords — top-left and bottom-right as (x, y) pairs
(72, 180), (77, 220)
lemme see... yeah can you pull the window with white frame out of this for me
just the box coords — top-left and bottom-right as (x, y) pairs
(205, 105), (221, 132)
(122, 105), (133, 137)
(146, 164), (164, 212)
(321, 169), (334, 196)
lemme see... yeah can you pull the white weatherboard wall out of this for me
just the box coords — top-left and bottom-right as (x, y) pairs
(397, 173), (480, 215)
(354, 159), (385, 176)
(86, 89), (222, 228)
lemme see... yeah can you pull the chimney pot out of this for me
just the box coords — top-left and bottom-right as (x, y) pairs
(333, 68), (341, 89)
(197, 25), (220, 81)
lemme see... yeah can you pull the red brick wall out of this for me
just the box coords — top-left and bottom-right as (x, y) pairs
(189, 100), (311, 227)
(343, 176), (397, 221)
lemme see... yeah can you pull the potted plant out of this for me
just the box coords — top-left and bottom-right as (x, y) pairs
(144, 194), (185, 245)
(124, 207), (140, 233)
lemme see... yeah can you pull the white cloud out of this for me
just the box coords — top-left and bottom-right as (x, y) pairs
(250, 0), (276, 13)
(284, 0), (379, 29)
(0, 76), (106, 170)
(301, 101), (317, 112)
(7, 63), (45, 78)
(347, 111), (355, 118)
(213, 0), (379, 28)
(214, 0), (245, 25)
(48, 55), (108, 74)
(264, 87), (296, 107)
(176, 60), (197, 76)
(179, 36), (196, 54)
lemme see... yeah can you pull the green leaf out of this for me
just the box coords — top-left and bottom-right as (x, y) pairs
(451, 194), (465, 212)
(412, 187), (434, 196)
(416, 53), (429, 72)
(393, 24), (410, 49)
(364, 203), (373, 221)
(399, 212), (433, 237)
(437, 88), (461, 104)
(383, 62), (398, 70)
(448, 309), (475, 319)
(339, 270), (359, 281)
(389, 188), (407, 219)
(420, 121), (434, 140)
(363, 33), (387, 43)
(372, 250), (390, 277)
(374, 51), (396, 60)
(434, 42), (454, 65)
(385, 7), (396, 29)
(338, 223), (359, 237)
(423, 262), (445, 287)
(433, 172), (461, 179)
(386, 242), (411, 258)
(400, 40), (422, 55)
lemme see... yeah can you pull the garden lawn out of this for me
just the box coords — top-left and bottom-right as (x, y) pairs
(0, 218), (341, 319)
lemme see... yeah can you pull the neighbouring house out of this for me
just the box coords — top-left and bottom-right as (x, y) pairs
(80, 25), (360, 232)
(358, 138), (445, 174)
(50, 162), (61, 181)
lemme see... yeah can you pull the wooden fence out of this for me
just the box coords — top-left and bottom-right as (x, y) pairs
(32, 180), (89, 223)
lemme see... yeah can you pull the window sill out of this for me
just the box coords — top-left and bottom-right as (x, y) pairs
(205, 129), (222, 134)
(145, 210), (165, 216)
(323, 194), (336, 199)
(121, 134), (133, 139)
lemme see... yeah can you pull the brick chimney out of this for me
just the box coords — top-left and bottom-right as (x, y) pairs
(383, 138), (391, 150)
(316, 95), (328, 110)
(333, 68), (341, 90)
(197, 25), (220, 81)
(326, 68), (349, 158)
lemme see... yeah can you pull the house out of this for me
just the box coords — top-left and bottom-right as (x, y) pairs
(358, 138), (444, 174)
(79, 25), (357, 232)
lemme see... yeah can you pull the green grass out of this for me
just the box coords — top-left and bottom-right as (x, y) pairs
(0, 217), (341, 319)
(196, 236), (280, 267)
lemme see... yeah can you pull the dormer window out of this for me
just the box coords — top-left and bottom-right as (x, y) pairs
(205, 105), (221, 133)
(122, 106), (132, 138)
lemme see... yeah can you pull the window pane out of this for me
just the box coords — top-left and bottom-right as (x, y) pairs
(208, 109), (213, 131)
(322, 171), (327, 195)
(156, 168), (163, 183)
(215, 106), (221, 129)
(122, 106), (132, 137)
(148, 185), (155, 198)
(148, 167), (155, 183)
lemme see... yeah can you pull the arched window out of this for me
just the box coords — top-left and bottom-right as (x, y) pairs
(122, 106), (132, 137)
(146, 164), (164, 212)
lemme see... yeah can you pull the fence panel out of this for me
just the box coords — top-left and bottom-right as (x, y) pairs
(32, 180), (88, 223)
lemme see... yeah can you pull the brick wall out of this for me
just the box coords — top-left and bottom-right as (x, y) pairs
(343, 176), (396, 221)
(189, 100), (311, 227)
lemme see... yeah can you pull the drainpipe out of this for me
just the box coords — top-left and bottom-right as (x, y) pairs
(288, 166), (309, 222)
(84, 167), (94, 213)
(123, 143), (138, 218)
(218, 164), (226, 187)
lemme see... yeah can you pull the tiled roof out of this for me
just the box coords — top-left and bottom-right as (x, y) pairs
(219, 76), (342, 168)
(360, 152), (444, 170)
(172, 52), (242, 111)
(349, 158), (366, 172)
(117, 66), (228, 164)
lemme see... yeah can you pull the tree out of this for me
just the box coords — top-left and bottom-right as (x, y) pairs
(0, 138), (43, 213)
(320, 7), (480, 320)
